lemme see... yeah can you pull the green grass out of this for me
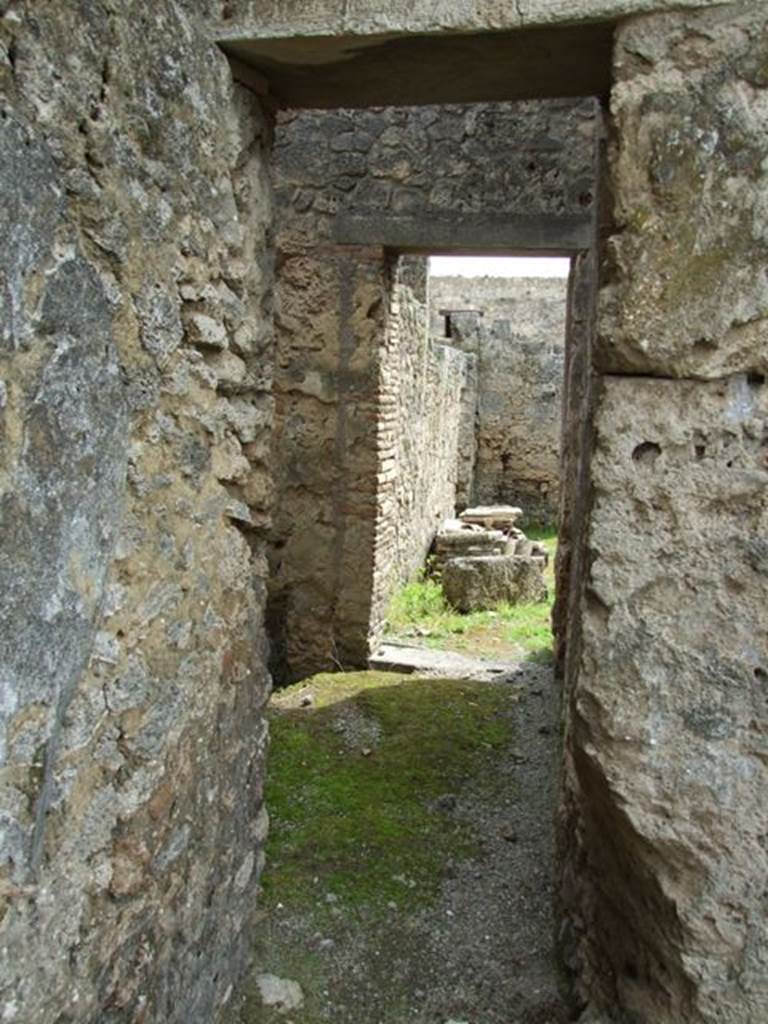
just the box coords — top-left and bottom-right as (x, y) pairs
(384, 527), (558, 662)
(262, 671), (519, 916)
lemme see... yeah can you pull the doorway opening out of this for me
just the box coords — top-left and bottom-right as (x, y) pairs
(376, 251), (571, 671)
(247, 95), (599, 1024)
(266, 98), (598, 686)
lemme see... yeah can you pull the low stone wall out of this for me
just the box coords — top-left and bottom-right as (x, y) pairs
(370, 257), (476, 642)
(432, 276), (567, 522)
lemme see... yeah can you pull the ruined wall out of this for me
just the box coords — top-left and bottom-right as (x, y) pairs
(370, 257), (476, 640)
(562, 5), (768, 1022)
(0, 5), (274, 1021)
(431, 275), (567, 521)
(271, 99), (597, 679)
(1, 3), (763, 1023)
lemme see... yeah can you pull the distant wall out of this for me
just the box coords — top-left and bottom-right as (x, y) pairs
(432, 276), (567, 522)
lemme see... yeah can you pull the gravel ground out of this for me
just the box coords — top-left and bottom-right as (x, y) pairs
(228, 659), (572, 1024)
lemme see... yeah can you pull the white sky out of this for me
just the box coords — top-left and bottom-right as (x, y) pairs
(429, 255), (570, 278)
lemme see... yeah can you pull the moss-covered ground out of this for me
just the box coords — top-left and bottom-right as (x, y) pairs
(384, 526), (557, 663)
(232, 530), (563, 1022)
(261, 671), (520, 917)
(233, 663), (567, 1023)
(231, 659), (569, 1019)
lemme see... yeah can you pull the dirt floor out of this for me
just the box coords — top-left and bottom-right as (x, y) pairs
(226, 654), (571, 1024)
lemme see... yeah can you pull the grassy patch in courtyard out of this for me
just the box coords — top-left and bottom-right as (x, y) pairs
(385, 526), (557, 662)
(262, 671), (519, 917)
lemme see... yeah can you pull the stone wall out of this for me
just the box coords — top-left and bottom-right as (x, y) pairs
(561, 6), (768, 1022)
(0, 4), (274, 1021)
(370, 257), (477, 640)
(275, 100), (596, 237)
(431, 275), (567, 521)
(270, 99), (597, 680)
(267, 240), (385, 680)
(430, 274), (567, 338)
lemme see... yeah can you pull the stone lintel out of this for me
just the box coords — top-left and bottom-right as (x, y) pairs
(218, 23), (615, 108)
(215, 0), (723, 43)
(334, 213), (592, 255)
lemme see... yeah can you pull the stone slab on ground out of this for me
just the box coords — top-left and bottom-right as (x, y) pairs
(369, 642), (515, 681)
(459, 506), (523, 530)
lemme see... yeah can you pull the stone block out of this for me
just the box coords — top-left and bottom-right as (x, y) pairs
(442, 554), (547, 612)
(431, 520), (507, 573)
(599, 4), (768, 378)
(568, 372), (768, 1021)
(459, 505), (524, 530)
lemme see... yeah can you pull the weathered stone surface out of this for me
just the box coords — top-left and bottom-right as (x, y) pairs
(217, 2), (724, 111)
(3, 3), (765, 1023)
(255, 973), (304, 1012)
(459, 506), (524, 530)
(221, 0), (725, 38)
(268, 245), (386, 681)
(442, 554), (547, 612)
(276, 99), (597, 247)
(565, 372), (768, 1022)
(0, 3), (274, 1021)
(431, 520), (508, 576)
(598, 2), (768, 377)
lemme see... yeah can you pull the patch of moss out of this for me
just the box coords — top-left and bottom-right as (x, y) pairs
(263, 671), (519, 916)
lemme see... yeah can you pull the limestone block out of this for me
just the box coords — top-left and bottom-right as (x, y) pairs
(599, 4), (768, 378)
(571, 372), (768, 1022)
(226, 0), (724, 39)
(431, 521), (508, 575)
(442, 554), (547, 612)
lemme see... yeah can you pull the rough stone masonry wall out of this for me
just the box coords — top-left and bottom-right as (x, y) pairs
(431, 275), (567, 521)
(271, 99), (596, 680)
(268, 239), (386, 680)
(369, 257), (477, 639)
(562, 5), (768, 1022)
(0, 5), (274, 1022)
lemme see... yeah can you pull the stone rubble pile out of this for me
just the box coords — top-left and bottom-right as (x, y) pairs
(431, 506), (549, 612)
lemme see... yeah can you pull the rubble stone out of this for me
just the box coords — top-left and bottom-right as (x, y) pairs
(431, 520), (507, 570)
